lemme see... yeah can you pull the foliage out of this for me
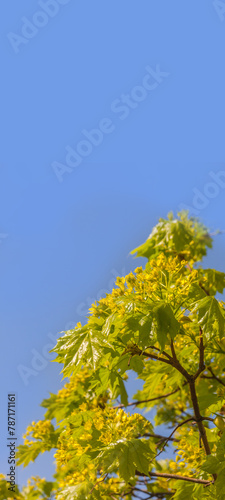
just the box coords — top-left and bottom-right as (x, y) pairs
(2, 211), (225, 499)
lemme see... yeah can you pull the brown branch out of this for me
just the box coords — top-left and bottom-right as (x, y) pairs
(145, 345), (173, 360)
(151, 418), (195, 463)
(132, 487), (174, 498)
(193, 328), (205, 380)
(199, 282), (210, 296)
(136, 470), (212, 485)
(189, 379), (211, 456)
(171, 357), (191, 381)
(141, 351), (174, 366)
(208, 367), (225, 387)
(199, 328), (205, 370)
(186, 262), (192, 273)
(113, 386), (183, 409)
(141, 349), (191, 381)
(170, 339), (176, 360)
(88, 474), (108, 495)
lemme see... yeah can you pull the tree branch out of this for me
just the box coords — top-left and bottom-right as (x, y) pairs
(141, 350), (173, 366)
(142, 433), (179, 443)
(193, 328), (205, 380)
(189, 379), (211, 456)
(136, 470), (212, 485)
(114, 386), (184, 409)
(151, 418), (195, 462)
(208, 367), (225, 387)
(144, 345), (173, 360)
(141, 349), (191, 380)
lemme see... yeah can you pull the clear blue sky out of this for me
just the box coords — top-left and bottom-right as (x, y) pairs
(1, 0), (225, 489)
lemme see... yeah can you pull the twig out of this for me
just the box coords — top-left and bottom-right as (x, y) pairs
(193, 328), (205, 380)
(88, 474), (108, 495)
(150, 418), (195, 462)
(136, 470), (212, 485)
(141, 432), (179, 443)
(113, 386), (183, 409)
(145, 345), (173, 360)
(140, 350), (174, 366)
(208, 367), (225, 387)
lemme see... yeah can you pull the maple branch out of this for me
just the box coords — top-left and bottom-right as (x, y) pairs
(193, 328), (205, 380)
(88, 474), (108, 495)
(188, 379), (217, 482)
(145, 345), (173, 360)
(207, 366), (225, 387)
(141, 351), (173, 366)
(189, 379), (211, 455)
(114, 386), (184, 409)
(170, 357), (191, 380)
(151, 418), (195, 462)
(132, 487), (173, 498)
(141, 433), (179, 444)
(185, 261), (192, 272)
(137, 343), (191, 381)
(170, 339), (176, 359)
(136, 470), (212, 485)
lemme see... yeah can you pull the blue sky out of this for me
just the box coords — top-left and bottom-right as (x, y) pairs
(1, 0), (225, 489)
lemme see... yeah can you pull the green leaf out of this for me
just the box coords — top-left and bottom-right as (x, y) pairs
(172, 482), (204, 500)
(186, 283), (206, 306)
(131, 212), (212, 263)
(98, 438), (153, 481)
(201, 455), (220, 474)
(197, 393), (219, 411)
(57, 482), (94, 500)
(193, 296), (225, 339)
(97, 365), (128, 404)
(203, 269), (225, 295)
(51, 325), (114, 376)
(152, 302), (179, 349)
(16, 442), (46, 467)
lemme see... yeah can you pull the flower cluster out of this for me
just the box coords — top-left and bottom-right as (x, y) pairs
(56, 367), (90, 401)
(55, 407), (151, 489)
(23, 419), (54, 445)
(89, 254), (198, 321)
(169, 427), (207, 477)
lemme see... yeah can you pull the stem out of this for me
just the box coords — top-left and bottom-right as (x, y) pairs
(189, 379), (213, 459)
(136, 470), (212, 485)
(171, 357), (191, 380)
(145, 345), (173, 360)
(142, 348), (191, 380)
(114, 386), (184, 409)
(170, 339), (176, 359)
(141, 351), (173, 366)
(208, 367), (225, 387)
(142, 433), (179, 443)
(193, 328), (205, 380)
(151, 418), (195, 462)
